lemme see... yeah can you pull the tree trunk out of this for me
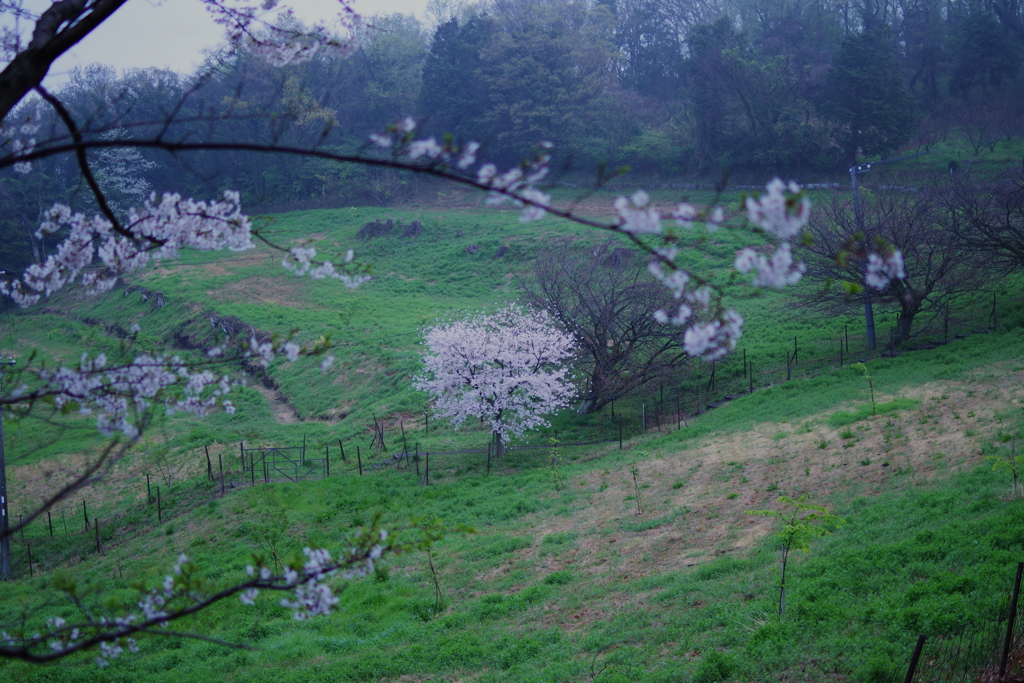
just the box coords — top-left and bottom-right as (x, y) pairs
(895, 300), (920, 346)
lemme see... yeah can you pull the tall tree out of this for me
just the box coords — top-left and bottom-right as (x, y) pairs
(820, 29), (915, 165)
(950, 10), (1019, 96)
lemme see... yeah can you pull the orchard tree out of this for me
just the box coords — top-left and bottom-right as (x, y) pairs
(803, 181), (987, 345)
(414, 306), (576, 457)
(949, 166), (1024, 273)
(519, 242), (692, 414)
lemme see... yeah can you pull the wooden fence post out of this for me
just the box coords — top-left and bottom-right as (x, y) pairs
(338, 439), (346, 462)
(157, 487), (162, 522)
(904, 634), (927, 683)
(47, 510), (53, 537)
(219, 453), (225, 496)
(325, 445), (330, 477)
(95, 518), (101, 553)
(356, 446), (363, 476)
(83, 500), (89, 531)
(999, 562), (1024, 678)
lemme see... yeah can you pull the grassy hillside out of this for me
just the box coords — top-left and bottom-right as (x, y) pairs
(2, 328), (1024, 681)
(2, 195), (1024, 681)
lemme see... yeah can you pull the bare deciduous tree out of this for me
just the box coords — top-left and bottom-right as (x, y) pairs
(803, 181), (991, 346)
(948, 167), (1024, 273)
(519, 241), (691, 413)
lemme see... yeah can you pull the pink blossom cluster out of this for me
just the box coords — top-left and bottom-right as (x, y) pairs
(415, 306), (575, 442)
(477, 149), (553, 223)
(614, 190), (662, 234)
(734, 242), (806, 289)
(615, 192), (727, 236)
(642, 178), (811, 358)
(207, 0), (365, 67)
(9, 524), (394, 665)
(682, 311), (745, 360)
(865, 250), (906, 289)
(280, 245), (369, 288)
(745, 178), (812, 239)
(241, 529), (387, 619)
(370, 117), (549, 223)
(0, 115), (39, 174)
(35, 352), (234, 438)
(1, 191), (254, 308)
(370, 117), (480, 170)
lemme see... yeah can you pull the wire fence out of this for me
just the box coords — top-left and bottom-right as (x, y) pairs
(886, 563), (1024, 683)
(620, 296), (1002, 435)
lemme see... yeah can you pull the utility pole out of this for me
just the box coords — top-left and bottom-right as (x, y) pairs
(0, 355), (15, 578)
(850, 162), (877, 351)
(849, 151), (927, 352)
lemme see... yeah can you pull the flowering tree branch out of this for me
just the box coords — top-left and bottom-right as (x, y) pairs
(34, 84), (124, 234)
(0, 516), (457, 665)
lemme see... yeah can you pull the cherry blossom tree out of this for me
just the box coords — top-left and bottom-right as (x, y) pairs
(415, 306), (576, 457)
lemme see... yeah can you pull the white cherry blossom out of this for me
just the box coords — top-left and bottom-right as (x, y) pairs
(415, 306), (575, 445)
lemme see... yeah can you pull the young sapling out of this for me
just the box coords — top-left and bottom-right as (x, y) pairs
(747, 495), (844, 618)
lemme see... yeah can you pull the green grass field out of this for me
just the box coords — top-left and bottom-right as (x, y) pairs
(2, 185), (1024, 682)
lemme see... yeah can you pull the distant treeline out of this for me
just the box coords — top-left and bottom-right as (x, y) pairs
(1, 0), (1023, 273)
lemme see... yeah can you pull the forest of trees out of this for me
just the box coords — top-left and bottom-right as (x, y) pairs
(1, 0), (1022, 275)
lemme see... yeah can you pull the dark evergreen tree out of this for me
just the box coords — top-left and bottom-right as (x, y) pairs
(418, 16), (493, 144)
(950, 10), (1019, 95)
(820, 29), (915, 165)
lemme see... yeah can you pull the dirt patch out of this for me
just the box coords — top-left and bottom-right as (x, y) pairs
(473, 366), (1024, 632)
(252, 383), (301, 424)
(7, 442), (221, 521)
(209, 275), (315, 308)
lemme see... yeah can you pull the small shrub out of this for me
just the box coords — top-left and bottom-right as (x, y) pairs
(692, 650), (737, 683)
(543, 570), (573, 585)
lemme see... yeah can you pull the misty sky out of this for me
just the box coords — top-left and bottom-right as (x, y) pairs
(29, 0), (430, 84)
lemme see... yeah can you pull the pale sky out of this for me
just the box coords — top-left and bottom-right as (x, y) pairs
(23, 0), (432, 84)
